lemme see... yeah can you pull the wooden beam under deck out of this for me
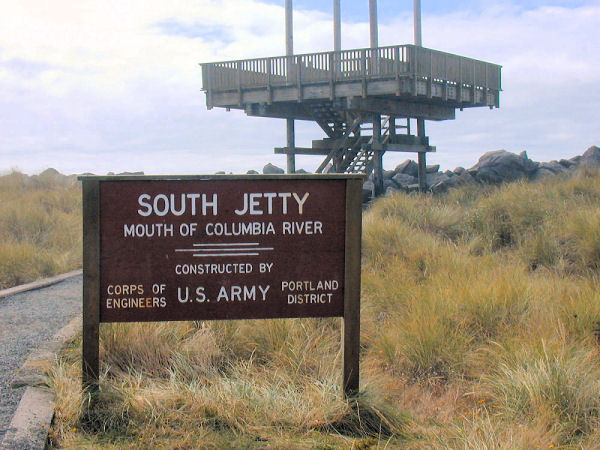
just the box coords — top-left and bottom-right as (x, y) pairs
(346, 97), (455, 121)
(275, 147), (329, 155)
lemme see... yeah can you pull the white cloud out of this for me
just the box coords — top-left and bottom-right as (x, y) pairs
(0, 0), (598, 174)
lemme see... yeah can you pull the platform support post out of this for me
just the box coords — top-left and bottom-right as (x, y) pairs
(373, 114), (384, 196)
(285, 0), (296, 174)
(417, 118), (426, 192)
(334, 0), (341, 52)
(286, 119), (296, 174)
(414, 0), (422, 47)
(369, 0), (378, 49)
(82, 180), (100, 395)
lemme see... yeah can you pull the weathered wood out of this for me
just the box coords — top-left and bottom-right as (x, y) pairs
(245, 103), (314, 121)
(82, 179), (100, 392)
(372, 114), (384, 196)
(334, 0), (341, 52)
(211, 78), (483, 116)
(275, 146), (329, 155)
(347, 97), (455, 120)
(417, 119), (427, 191)
(369, 0), (378, 49)
(372, 143), (436, 153)
(343, 178), (362, 397)
(286, 118), (296, 173)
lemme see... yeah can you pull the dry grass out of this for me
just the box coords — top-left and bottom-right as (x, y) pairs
(20, 165), (600, 447)
(0, 170), (81, 289)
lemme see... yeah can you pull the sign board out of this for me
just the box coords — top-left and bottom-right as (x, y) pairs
(81, 175), (362, 396)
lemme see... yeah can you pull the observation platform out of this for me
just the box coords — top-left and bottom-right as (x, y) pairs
(201, 45), (501, 122)
(201, 44), (501, 191)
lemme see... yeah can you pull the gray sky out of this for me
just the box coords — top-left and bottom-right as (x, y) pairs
(0, 0), (598, 175)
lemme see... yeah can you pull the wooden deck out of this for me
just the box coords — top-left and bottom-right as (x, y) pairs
(201, 45), (501, 121)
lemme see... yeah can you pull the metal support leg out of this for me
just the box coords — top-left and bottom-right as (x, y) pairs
(286, 118), (296, 174)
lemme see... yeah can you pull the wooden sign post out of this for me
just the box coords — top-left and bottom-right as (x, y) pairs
(81, 175), (362, 397)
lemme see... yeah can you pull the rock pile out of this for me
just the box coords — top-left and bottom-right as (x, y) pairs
(367, 145), (600, 198)
(256, 146), (600, 201)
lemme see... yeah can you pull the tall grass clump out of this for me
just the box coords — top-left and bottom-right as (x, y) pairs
(483, 342), (600, 444)
(0, 169), (81, 288)
(46, 164), (600, 447)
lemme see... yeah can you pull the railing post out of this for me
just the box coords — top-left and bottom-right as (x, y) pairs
(329, 51), (335, 101)
(207, 65), (214, 109)
(394, 46), (401, 96)
(296, 55), (302, 101)
(236, 61), (242, 106)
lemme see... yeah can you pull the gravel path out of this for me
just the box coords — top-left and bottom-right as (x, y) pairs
(0, 275), (82, 441)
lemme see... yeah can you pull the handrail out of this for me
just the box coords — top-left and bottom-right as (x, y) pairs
(201, 44), (502, 95)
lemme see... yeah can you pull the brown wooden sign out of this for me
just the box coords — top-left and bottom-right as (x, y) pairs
(82, 175), (362, 396)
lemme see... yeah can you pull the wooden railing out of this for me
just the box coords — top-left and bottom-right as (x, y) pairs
(201, 44), (501, 95)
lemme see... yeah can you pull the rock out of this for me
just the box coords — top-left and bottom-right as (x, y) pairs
(39, 168), (60, 177)
(470, 150), (538, 184)
(430, 171), (475, 194)
(454, 166), (466, 175)
(384, 179), (396, 190)
(406, 184), (421, 193)
(395, 159), (419, 177)
(444, 170), (454, 177)
(559, 159), (576, 168)
(426, 164), (440, 173)
(570, 155), (582, 164)
(246, 170), (259, 174)
(426, 172), (450, 187)
(34, 168), (73, 186)
(296, 168), (309, 174)
(579, 146), (600, 166)
(538, 161), (566, 174)
(383, 169), (396, 179)
(263, 163), (285, 174)
(532, 168), (556, 180)
(117, 171), (144, 176)
(392, 173), (417, 188)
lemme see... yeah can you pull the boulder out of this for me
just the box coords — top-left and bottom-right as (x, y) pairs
(469, 150), (538, 184)
(246, 170), (259, 174)
(426, 164), (440, 173)
(35, 168), (73, 186)
(392, 173), (417, 188)
(559, 159), (576, 168)
(263, 163), (285, 174)
(383, 169), (396, 179)
(579, 146), (600, 166)
(532, 168), (556, 180)
(426, 172), (450, 187)
(384, 179), (396, 190)
(454, 166), (466, 175)
(117, 171), (144, 176)
(395, 159), (419, 177)
(39, 168), (60, 177)
(430, 171), (475, 194)
(538, 161), (566, 174)
(296, 168), (309, 174)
